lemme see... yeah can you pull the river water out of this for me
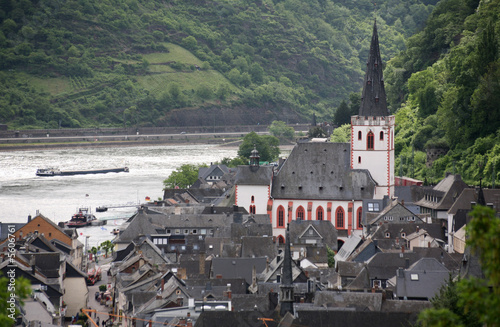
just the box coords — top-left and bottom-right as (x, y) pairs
(0, 144), (238, 247)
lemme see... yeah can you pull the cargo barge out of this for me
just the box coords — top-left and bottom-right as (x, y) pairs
(36, 167), (129, 176)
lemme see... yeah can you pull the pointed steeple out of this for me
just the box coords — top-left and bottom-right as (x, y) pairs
(359, 21), (389, 117)
(280, 224), (294, 316)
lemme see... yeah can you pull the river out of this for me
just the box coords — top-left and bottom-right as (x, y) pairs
(0, 144), (238, 247)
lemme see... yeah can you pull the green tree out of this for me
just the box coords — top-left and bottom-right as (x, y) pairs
(307, 126), (326, 138)
(0, 274), (31, 325)
(417, 205), (500, 327)
(269, 120), (295, 141)
(326, 245), (335, 268)
(333, 100), (351, 126)
(219, 156), (247, 167)
(330, 124), (351, 143)
(100, 240), (114, 258)
(163, 164), (202, 189)
(238, 131), (280, 162)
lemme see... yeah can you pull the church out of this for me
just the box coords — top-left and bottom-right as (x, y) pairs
(235, 22), (395, 245)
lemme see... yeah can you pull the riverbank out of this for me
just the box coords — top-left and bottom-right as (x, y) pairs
(0, 137), (242, 151)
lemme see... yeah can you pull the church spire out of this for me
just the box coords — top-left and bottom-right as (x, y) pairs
(359, 21), (389, 117)
(279, 224), (294, 316)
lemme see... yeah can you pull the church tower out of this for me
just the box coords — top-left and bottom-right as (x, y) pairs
(351, 21), (395, 199)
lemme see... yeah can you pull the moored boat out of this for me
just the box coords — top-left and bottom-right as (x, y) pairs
(65, 208), (97, 228)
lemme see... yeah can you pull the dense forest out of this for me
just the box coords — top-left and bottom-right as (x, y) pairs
(381, 0), (500, 186)
(0, 0), (437, 129)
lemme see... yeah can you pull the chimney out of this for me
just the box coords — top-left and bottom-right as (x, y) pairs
(226, 283), (232, 299)
(30, 257), (36, 274)
(28, 214), (32, 222)
(161, 278), (165, 292)
(187, 320), (193, 327)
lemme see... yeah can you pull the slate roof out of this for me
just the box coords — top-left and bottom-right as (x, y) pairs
(297, 310), (420, 327)
(415, 174), (468, 211)
(241, 236), (276, 259)
(211, 257), (267, 284)
(0, 223), (24, 242)
(358, 21), (390, 117)
(395, 258), (449, 299)
(23, 252), (61, 278)
(313, 291), (385, 312)
(271, 142), (377, 200)
(448, 188), (500, 215)
(368, 201), (423, 226)
(198, 164), (230, 180)
(234, 165), (274, 185)
(370, 223), (444, 250)
(288, 220), (338, 250)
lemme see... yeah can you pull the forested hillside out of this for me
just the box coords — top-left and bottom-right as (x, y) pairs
(384, 0), (500, 186)
(0, 0), (437, 129)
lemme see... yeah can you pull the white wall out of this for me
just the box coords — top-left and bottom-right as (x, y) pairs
(235, 184), (270, 215)
(63, 277), (88, 317)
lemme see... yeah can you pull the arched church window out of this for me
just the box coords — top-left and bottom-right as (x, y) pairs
(367, 131), (374, 150)
(296, 206), (305, 220)
(336, 207), (345, 228)
(316, 206), (324, 220)
(277, 206), (285, 227)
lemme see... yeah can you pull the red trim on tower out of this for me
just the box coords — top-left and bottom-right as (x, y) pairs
(288, 201), (293, 224)
(267, 198), (273, 223)
(387, 126), (391, 197)
(350, 125), (354, 169)
(347, 202), (353, 236)
(234, 185), (238, 205)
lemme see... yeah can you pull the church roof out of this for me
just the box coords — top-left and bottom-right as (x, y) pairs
(359, 21), (390, 117)
(271, 142), (376, 200)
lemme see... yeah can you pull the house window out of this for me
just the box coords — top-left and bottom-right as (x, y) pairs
(249, 205), (256, 214)
(296, 206), (305, 220)
(373, 280), (381, 288)
(316, 206), (324, 220)
(380, 131), (384, 141)
(193, 229), (197, 234)
(367, 131), (374, 150)
(385, 232), (390, 238)
(336, 207), (345, 228)
(184, 229), (189, 234)
(358, 131), (362, 140)
(166, 229), (171, 234)
(277, 206), (285, 227)
(357, 207), (363, 228)
(367, 202), (380, 212)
